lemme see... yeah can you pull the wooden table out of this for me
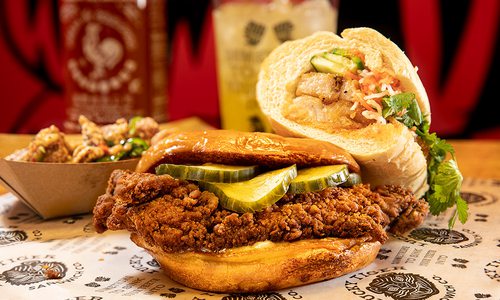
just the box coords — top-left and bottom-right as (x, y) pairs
(1, 134), (499, 195)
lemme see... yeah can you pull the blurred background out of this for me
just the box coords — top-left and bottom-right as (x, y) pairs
(0, 0), (498, 138)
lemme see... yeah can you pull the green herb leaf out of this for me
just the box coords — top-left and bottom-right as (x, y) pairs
(427, 160), (463, 209)
(125, 137), (149, 157)
(416, 129), (468, 228)
(381, 92), (414, 118)
(383, 92), (468, 228)
(407, 98), (423, 126)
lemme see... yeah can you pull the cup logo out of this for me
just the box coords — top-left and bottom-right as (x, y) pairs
(0, 230), (28, 245)
(366, 272), (439, 300)
(409, 227), (469, 245)
(244, 20), (294, 46)
(0, 260), (67, 286)
(244, 21), (266, 46)
(273, 21), (294, 43)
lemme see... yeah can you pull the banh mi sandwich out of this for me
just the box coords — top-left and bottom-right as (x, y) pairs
(257, 28), (467, 227)
(93, 130), (429, 293)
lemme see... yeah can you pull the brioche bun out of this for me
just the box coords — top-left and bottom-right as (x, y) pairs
(137, 129), (360, 174)
(132, 233), (380, 293)
(257, 28), (430, 197)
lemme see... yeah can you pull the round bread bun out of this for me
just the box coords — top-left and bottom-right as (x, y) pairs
(137, 129), (360, 174)
(257, 28), (430, 197)
(131, 233), (381, 293)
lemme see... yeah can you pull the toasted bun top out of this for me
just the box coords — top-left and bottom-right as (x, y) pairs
(136, 129), (360, 173)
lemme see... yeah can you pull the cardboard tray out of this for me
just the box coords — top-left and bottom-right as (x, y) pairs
(0, 159), (138, 219)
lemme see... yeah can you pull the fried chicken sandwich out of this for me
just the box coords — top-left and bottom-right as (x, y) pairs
(93, 130), (429, 293)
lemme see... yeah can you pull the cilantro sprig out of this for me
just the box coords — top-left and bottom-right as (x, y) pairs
(382, 93), (468, 228)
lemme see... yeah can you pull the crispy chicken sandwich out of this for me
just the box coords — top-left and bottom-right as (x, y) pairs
(257, 28), (467, 226)
(93, 130), (429, 293)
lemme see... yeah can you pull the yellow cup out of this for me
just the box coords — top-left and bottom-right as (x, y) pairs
(213, 0), (338, 132)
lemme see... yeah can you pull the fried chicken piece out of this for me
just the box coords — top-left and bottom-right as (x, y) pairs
(101, 118), (128, 145)
(133, 117), (159, 141)
(93, 170), (429, 253)
(72, 115), (107, 162)
(6, 125), (72, 162)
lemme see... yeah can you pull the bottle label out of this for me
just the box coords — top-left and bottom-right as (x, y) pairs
(60, 0), (166, 131)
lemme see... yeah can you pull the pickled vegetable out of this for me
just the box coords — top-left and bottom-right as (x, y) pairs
(288, 165), (349, 194)
(200, 165), (297, 213)
(156, 163), (258, 183)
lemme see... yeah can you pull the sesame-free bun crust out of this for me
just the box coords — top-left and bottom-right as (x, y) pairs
(131, 233), (381, 293)
(137, 129), (360, 174)
(257, 28), (430, 197)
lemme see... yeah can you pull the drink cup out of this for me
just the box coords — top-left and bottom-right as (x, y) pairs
(213, 0), (338, 131)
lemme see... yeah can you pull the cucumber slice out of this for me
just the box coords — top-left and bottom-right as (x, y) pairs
(155, 163), (258, 183)
(331, 48), (351, 57)
(310, 53), (359, 74)
(310, 55), (346, 74)
(288, 165), (349, 194)
(323, 53), (358, 72)
(331, 48), (364, 70)
(200, 165), (297, 213)
(340, 172), (362, 187)
(351, 56), (365, 70)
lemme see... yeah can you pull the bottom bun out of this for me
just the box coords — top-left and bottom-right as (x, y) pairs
(131, 233), (381, 293)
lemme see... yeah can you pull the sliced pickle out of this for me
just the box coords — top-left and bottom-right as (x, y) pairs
(288, 165), (349, 194)
(340, 172), (362, 187)
(199, 165), (297, 213)
(155, 163), (258, 183)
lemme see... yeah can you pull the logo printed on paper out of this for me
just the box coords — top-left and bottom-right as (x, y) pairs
(366, 272), (439, 300)
(0, 255), (84, 289)
(461, 191), (497, 206)
(344, 267), (457, 299)
(474, 214), (489, 222)
(409, 228), (469, 244)
(483, 259), (500, 282)
(376, 248), (392, 260)
(451, 258), (469, 269)
(407, 226), (482, 248)
(84, 276), (111, 288)
(0, 260), (67, 286)
(92, 276), (167, 296)
(159, 287), (185, 298)
(0, 230), (28, 245)
(129, 252), (160, 274)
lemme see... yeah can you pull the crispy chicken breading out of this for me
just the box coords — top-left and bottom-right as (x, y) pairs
(93, 170), (429, 253)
